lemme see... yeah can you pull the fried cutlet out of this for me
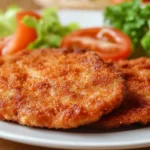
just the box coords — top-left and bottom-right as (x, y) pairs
(0, 49), (125, 129)
(90, 57), (150, 129)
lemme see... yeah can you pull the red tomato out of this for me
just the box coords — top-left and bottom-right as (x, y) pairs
(143, 0), (150, 2)
(1, 11), (40, 55)
(112, 0), (150, 4)
(61, 27), (132, 61)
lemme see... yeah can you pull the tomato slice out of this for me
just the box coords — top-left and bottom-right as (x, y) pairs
(1, 11), (40, 55)
(112, 0), (150, 4)
(143, 0), (150, 2)
(61, 27), (132, 61)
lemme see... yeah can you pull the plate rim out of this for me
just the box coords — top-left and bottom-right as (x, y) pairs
(0, 126), (150, 149)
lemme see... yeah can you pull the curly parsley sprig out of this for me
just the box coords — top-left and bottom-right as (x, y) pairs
(104, 0), (150, 57)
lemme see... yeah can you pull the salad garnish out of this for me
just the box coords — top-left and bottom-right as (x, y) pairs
(23, 8), (79, 49)
(0, 7), (79, 55)
(105, 0), (150, 57)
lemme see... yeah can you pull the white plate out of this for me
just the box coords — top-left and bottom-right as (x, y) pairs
(0, 121), (150, 149)
(0, 10), (150, 150)
(58, 9), (104, 27)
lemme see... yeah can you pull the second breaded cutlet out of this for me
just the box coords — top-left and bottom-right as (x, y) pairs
(0, 49), (125, 129)
(90, 57), (150, 129)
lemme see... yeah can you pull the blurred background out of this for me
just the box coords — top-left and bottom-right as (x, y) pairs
(0, 0), (112, 10)
(0, 0), (40, 9)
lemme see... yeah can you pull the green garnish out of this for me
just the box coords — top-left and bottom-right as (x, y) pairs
(0, 5), (21, 37)
(23, 8), (80, 49)
(104, 0), (150, 57)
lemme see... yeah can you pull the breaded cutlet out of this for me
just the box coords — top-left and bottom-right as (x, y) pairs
(90, 57), (150, 129)
(0, 49), (125, 129)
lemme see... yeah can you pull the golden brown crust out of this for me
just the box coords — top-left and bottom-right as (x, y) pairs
(90, 57), (150, 129)
(0, 49), (125, 129)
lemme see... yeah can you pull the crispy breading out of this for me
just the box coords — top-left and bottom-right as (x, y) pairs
(0, 49), (125, 129)
(90, 57), (150, 129)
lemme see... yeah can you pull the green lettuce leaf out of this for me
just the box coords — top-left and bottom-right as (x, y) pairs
(23, 8), (80, 49)
(0, 5), (21, 37)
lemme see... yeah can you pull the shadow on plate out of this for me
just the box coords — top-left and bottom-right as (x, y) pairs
(3, 121), (149, 134)
(55, 124), (149, 134)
